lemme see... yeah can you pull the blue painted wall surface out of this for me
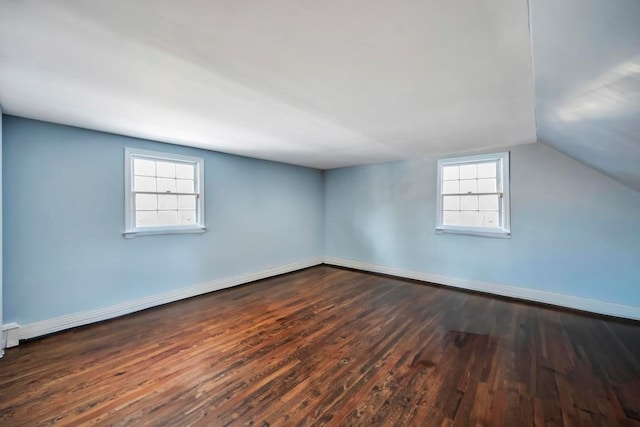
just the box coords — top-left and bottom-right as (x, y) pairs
(325, 142), (640, 306)
(3, 116), (324, 324)
(0, 108), (3, 344)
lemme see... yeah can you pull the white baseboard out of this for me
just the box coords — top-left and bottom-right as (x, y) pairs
(323, 256), (640, 321)
(9, 255), (639, 346)
(3, 323), (20, 348)
(16, 257), (323, 342)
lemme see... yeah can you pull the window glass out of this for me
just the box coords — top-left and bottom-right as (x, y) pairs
(436, 152), (510, 237)
(125, 149), (204, 236)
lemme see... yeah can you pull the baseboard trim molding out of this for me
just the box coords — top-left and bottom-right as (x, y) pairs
(323, 256), (640, 321)
(3, 323), (20, 348)
(13, 256), (639, 343)
(17, 257), (323, 342)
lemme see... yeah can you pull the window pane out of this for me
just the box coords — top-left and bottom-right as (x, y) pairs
(479, 194), (499, 211)
(178, 210), (196, 225)
(442, 166), (459, 181)
(437, 153), (508, 233)
(442, 180), (460, 194)
(443, 211), (461, 226)
(157, 178), (176, 193)
(477, 178), (497, 193)
(156, 161), (176, 178)
(134, 158), (156, 176)
(158, 194), (177, 210)
(459, 179), (477, 194)
(135, 194), (157, 211)
(176, 179), (194, 194)
(443, 195), (460, 210)
(477, 162), (497, 178)
(459, 164), (477, 179)
(460, 211), (479, 226)
(158, 210), (178, 225)
(134, 176), (156, 192)
(178, 195), (196, 210)
(176, 163), (194, 179)
(136, 211), (158, 227)
(460, 195), (478, 210)
(479, 211), (499, 227)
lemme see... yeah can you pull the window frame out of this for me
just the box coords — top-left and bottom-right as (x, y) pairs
(435, 151), (511, 239)
(124, 147), (206, 238)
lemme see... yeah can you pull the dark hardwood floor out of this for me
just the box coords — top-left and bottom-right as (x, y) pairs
(1, 266), (639, 426)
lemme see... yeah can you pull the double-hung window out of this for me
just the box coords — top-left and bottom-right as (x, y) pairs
(436, 152), (510, 238)
(124, 148), (205, 238)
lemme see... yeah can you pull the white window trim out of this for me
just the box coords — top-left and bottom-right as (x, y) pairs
(124, 148), (206, 238)
(435, 151), (511, 239)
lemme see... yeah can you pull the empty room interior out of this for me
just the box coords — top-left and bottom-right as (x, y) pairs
(1, 0), (639, 425)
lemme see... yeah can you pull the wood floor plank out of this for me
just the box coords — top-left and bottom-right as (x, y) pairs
(1, 266), (639, 426)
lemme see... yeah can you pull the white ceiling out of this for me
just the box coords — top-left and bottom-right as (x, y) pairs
(0, 0), (536, 169)
(530, 0), (640, 192)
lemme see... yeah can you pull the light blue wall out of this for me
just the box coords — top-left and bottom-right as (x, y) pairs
(325, 142), (640, 307)
(4, 116), (640, 327)
(0, 108), (3, 346)
(3, 116), (324, 324)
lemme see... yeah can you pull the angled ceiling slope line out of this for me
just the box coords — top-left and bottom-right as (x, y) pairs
(530, 0), (640, 192)
(0, 0), (536, 169)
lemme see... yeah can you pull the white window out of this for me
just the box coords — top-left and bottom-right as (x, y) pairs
(436, 152), (510, 238)
(124, 148), (205, 238)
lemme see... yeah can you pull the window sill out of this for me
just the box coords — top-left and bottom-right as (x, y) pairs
(124, 226), (206, 239)
(435, 227), (510, 239)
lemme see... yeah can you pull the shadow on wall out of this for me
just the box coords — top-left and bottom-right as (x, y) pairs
(348, 158), (460, 272)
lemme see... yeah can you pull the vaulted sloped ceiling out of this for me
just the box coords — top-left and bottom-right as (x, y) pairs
(0, 0), (535, 169)
(530, 0), (640, 192)
(0, 1), (638, 189)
